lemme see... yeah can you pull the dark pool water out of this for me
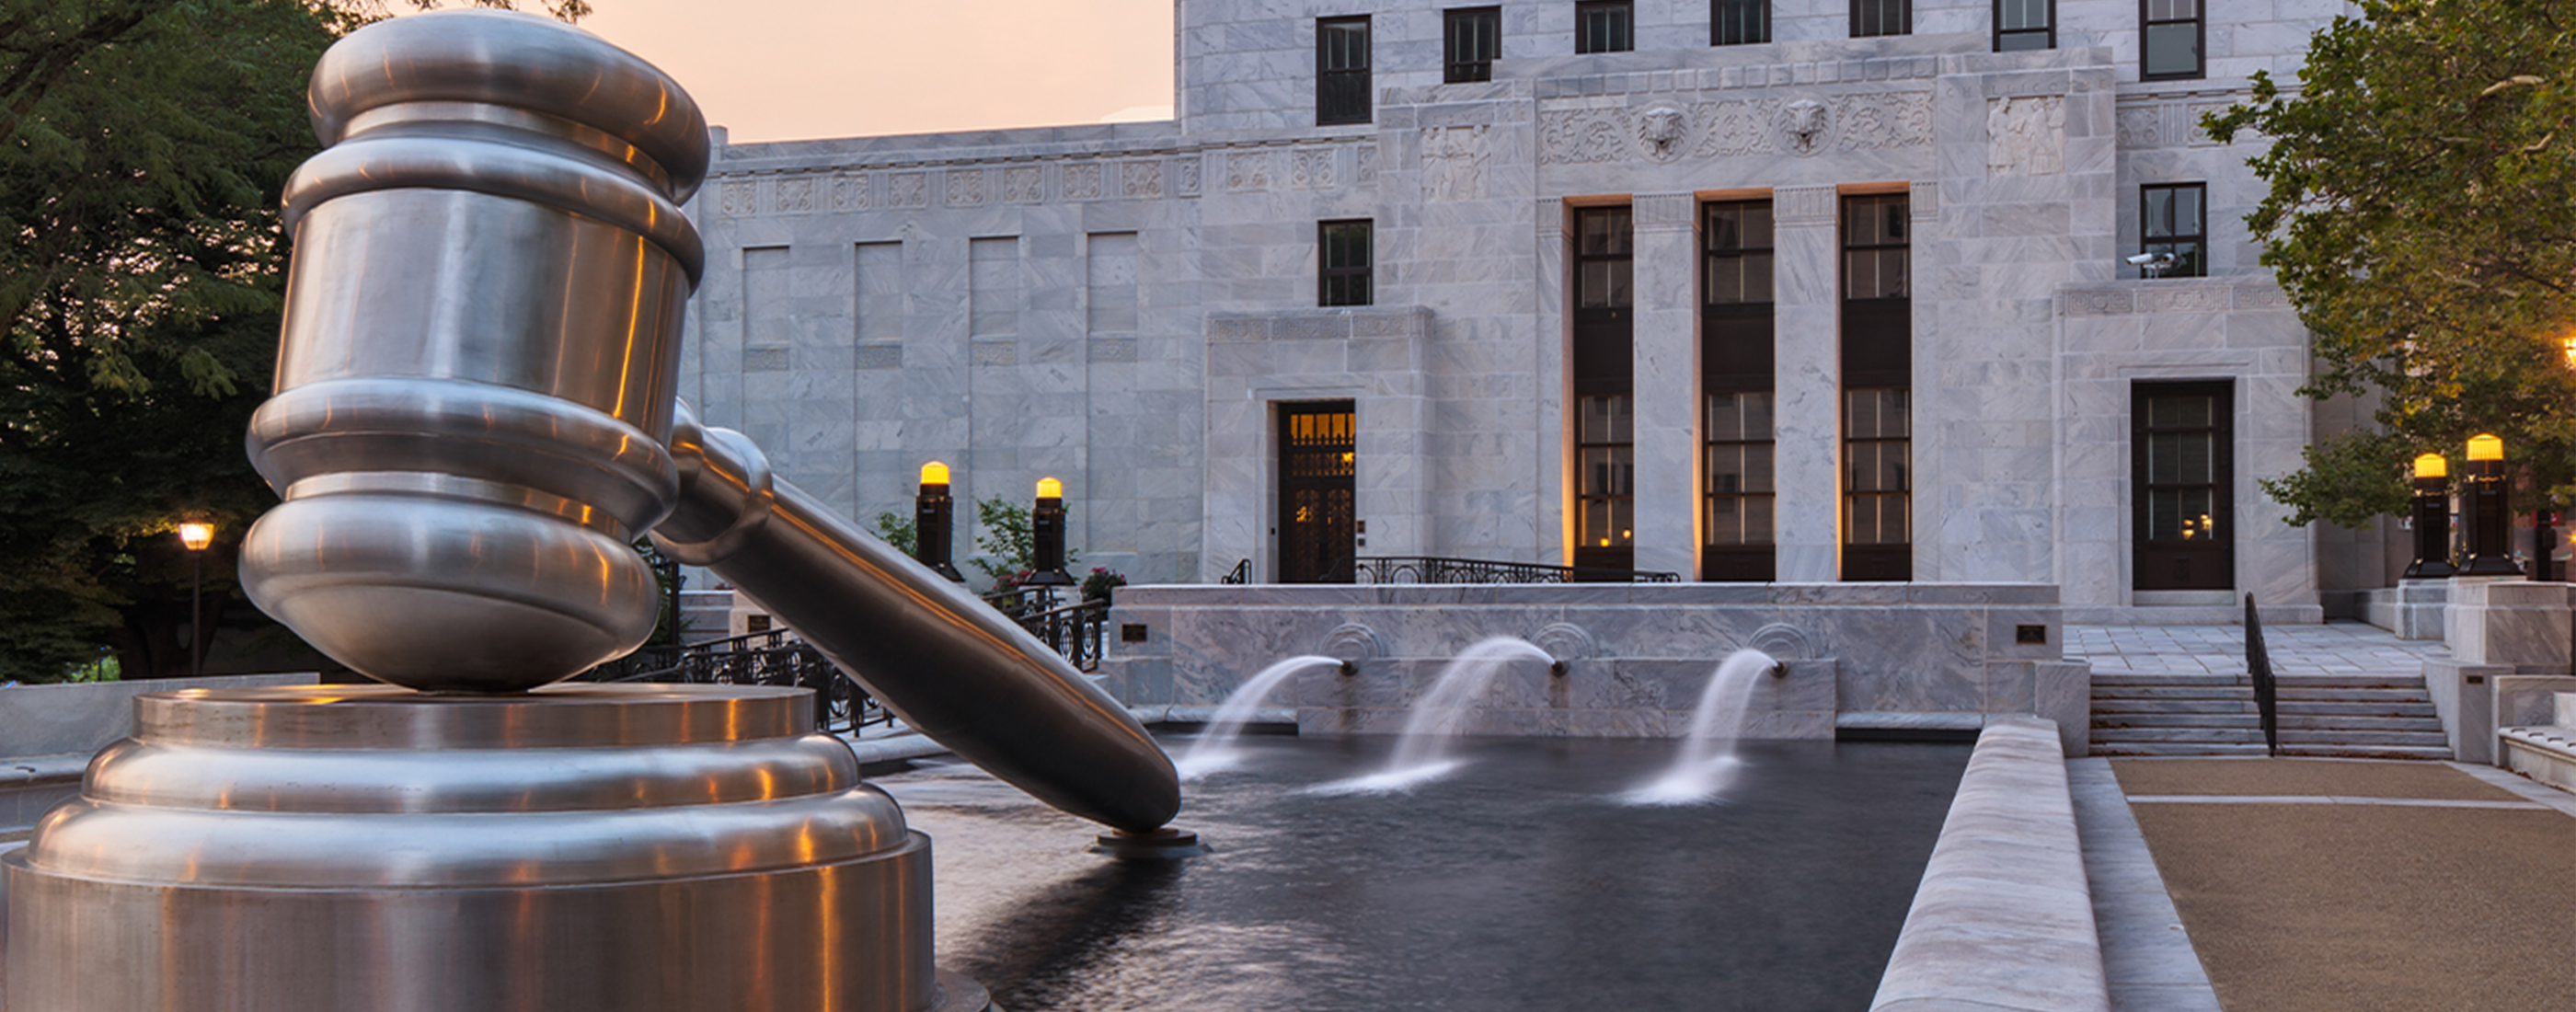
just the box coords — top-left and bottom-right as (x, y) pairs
(879, 734), (1970, 1012)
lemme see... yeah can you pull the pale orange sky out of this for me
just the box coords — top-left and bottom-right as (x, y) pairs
(572, 0), (1176, 143)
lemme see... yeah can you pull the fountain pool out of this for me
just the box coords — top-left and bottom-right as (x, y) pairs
(883, 732), (1972, 1012)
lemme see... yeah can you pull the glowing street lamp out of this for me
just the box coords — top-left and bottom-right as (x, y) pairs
(2403, 454), (2455, 579)
(913, 461), (963, 581)
(1025, 477), (1075, 591)
(2460, 434), (2523, 576)
(178, 522), (215, 676)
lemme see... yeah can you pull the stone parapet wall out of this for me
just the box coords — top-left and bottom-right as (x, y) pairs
(1103, 581), (2090, 755)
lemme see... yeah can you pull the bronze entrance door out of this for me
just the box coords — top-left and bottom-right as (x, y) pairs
(2133, 381), (2234, 591)
(1278, 401), (1356, 583)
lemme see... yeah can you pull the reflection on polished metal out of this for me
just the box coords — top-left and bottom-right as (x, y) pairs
(239, 9), (705, 692)
(3, 685), (991, 1012)
(1090, 827), (1213, 860)
(656, 404), (1181, 833)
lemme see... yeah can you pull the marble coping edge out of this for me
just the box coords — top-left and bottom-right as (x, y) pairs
(1869, 717), (2111, 1012)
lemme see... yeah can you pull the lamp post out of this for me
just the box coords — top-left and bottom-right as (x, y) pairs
(178, 522), (214, 676)
(1024, 477), (1076, 606)
(2403, 454), (2457, 579)
(2460, 433), (2524, 576)
(913, 461), (963, 581)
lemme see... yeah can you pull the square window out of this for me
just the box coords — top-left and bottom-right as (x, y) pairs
(1445, 7), (1501, 84)
(1852, 0), (1910, 38)
(1319, 219), (1373, 306)
(1317, 17), (1372, 125)
(2142, 0), (2202, 80)
(1577, 1), (1633, 54)
(1995, 0), (2053, 52)
(1713, 0), (1769, 46)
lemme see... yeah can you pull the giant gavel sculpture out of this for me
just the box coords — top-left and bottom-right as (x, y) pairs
(1, 12), (1176, 1012)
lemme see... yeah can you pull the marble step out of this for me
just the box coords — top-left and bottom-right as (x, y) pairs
(2092, 727), (2451, 746)
(2097, 684), (2431, 704)
(2094, 713), (2444, 731)
(2094, 742), (2455, 760)
(2091, 698), (2439, 719)
(2092, 672), (2432, 689)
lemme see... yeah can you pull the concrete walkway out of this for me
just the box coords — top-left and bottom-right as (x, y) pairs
(2108, 757), (2576, 1012)
(2067, 622), (2449, 677)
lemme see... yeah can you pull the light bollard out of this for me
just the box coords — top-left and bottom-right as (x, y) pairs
(1027, 476), (1077, 592)
(915, 460), (965, 581)
(2403, 453), (2456, 580)
(2461, 433), (2524, 577)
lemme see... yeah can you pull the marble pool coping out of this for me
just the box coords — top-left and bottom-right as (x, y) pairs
(1870, 717), (2111, 1012)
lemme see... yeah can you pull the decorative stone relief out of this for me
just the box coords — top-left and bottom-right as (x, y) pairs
(855, 344), (901, 370)
(1531, 622), (1597, 662)
(1637, 107), (1686, 162)
(1779, 98), (1832, 156)
(1747, 623), (1818, 661)
(887, 172), (928, 208)
(1987, 96), (2067, 177)
(1319, 622), (1388, 663)
(831, 173), (869, 210)
(1225, 151), (1271, 191)
(944, 168), (985, 207)
(776, 176), (815, 213)
(1420, 125), (1489, 201)
(1689, 99), (1779, 157)
(2187, 103), (2233, 146)
(1773, 185), (1835, 225)
(1120, 160), (1163, 199)
(971, 340), (1017, 367)
(1174, 156), (1202, 196)
(1062, 162), (1104, 201)
(2060, 288), (2133, 316)
(1087, 337), (1137, 363)
(2115, 107), (2163, 148)
(2139, 285), (2229, 314)
(1836, 92), (1934, 151)
(741, 347), (788, 373)
(1002, 166), (1043, 203)
(1537, 108), (1629, 165)
(1355, 144), (1378, 185)
(1633, 192), (1694, 230)
(2233, 283), (2291, 309)
(1909, 180), (1938, 221)
(1289, 147), (1336, 190)
(719, 179), (756, 216)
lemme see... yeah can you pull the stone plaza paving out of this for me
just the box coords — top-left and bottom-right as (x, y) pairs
(2067, 621), (2450, 678)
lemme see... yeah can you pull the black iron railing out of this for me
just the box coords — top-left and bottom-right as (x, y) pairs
(2245, 594), (2278, 757)
(971, 588), (1113, 673)
(1221, 558), (1250, 584)
(581, 630), (890, 736)
(1324, 555), (1683, 584)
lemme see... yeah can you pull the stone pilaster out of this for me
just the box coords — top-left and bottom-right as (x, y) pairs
(1772, 185), (1841, 582)
(1631, 191), (1698, 579)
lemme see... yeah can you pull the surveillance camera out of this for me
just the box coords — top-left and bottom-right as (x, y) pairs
(2124, 253), (2162, 265)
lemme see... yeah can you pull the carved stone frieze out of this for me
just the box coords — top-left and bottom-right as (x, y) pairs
(831, 173), (868, 210)
(1537, 107), (1630, 165)
(944, 168), (985, 207)
(1355, 144), (1378, 185)
(776, 176), (815, 213)
(1121, 160), (1164, 199)
(2232, 284), (2291, 309)
(1420, 125), (1489, 201)
(2139, 285), (2230, 314)
(1689, 98), (1779, 157)
(2060, 288), (2133, 316)
(887, 171), (928, 208)
(2115, 106), (2163, 148)
(719, 179), (756, 216)
(1003, 166), (1043, 203)
(1289, 147), (1336, 189)
(1062, 162), (1103, 201)
(1773, 185), (1836, 225)
(1637, 107), (1686, 162)
(1174, 156), (1202, 196)
(1780, 98), (1832, 155)
(1836, 92), (1933, 151)
(1986, 96), (2066, 177)
(1226, 151), (1271, 191)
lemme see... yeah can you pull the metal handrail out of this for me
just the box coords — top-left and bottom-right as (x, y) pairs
(1323, 555), (1683, 584)
(580, 630), (891, 736)
(1221, 558), (1250, 584)
(2245, 594), (2278, 757)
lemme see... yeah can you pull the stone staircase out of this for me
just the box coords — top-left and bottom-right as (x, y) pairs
(2091, 671), (2453, 759)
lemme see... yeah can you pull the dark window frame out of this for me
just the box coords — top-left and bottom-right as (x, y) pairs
(1851, 0), (1910, 38)
(1318, 219), (1374, 306)
(2140, 0), (2203, 81)
(2140, 182), (2207, 279)
(1703, 198), (1777, 581)
(1839, 193), (1911, 581)
(1576, 0), (1635, 54)
(1444, 6), (1502, 83)
(2132, 380), (2235, 591)
(1713, 0), (1770, 46)
(1278, 400), (1359, 584)
(1994, 0), (2054, 52)
(1571, 205), (1636, 575)
(1317, 16), (1373, 126)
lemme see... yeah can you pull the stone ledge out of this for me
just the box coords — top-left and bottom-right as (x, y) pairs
(2501, 726), (2576, 797)
(1869, 717), (2110, 1012)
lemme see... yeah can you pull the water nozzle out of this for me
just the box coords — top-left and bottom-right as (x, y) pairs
(1549, 660), (1570, 677)
(1768, 661), (1788, 679)
(1339, 660), (1356, 677)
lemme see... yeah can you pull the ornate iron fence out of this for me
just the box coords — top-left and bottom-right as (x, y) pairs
(581, 630), (889, 735)
(1325, 555), (1683, 584)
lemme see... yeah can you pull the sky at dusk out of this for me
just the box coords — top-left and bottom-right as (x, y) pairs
(569, 0), (1176, 143)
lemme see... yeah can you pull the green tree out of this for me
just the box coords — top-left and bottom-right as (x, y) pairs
(968, 495), (1075, 590)
(0, 0), (583, 681)
(2208, 0), (2576, 528)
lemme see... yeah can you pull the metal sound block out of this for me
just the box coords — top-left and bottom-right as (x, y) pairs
(2, 684), (986, 1012)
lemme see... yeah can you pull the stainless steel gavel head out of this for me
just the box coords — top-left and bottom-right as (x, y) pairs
(240, 11), (708, 692)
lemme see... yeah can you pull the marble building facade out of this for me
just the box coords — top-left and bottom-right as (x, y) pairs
(681, 0), (2386, 624)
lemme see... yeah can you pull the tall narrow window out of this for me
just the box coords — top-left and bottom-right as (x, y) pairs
(1444, 6), (1501, 83)
(1319, 219), (1373, 306)
(1317, 16), (1372, 125)
(1573, 206), (1635, 574)
(1841, 193), (1910, 581)
(2139, 182), (2206, 279)
(1714, 0), (1770, 46)
(1852, 0), (1910, 38)
(1704, 200), (1775, 581)
(1576, 1), (1634, 54)
(2141, 0), (2202, 80)
(2133, 381), (2233, 590)
(1995, 0), (2053, 51)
